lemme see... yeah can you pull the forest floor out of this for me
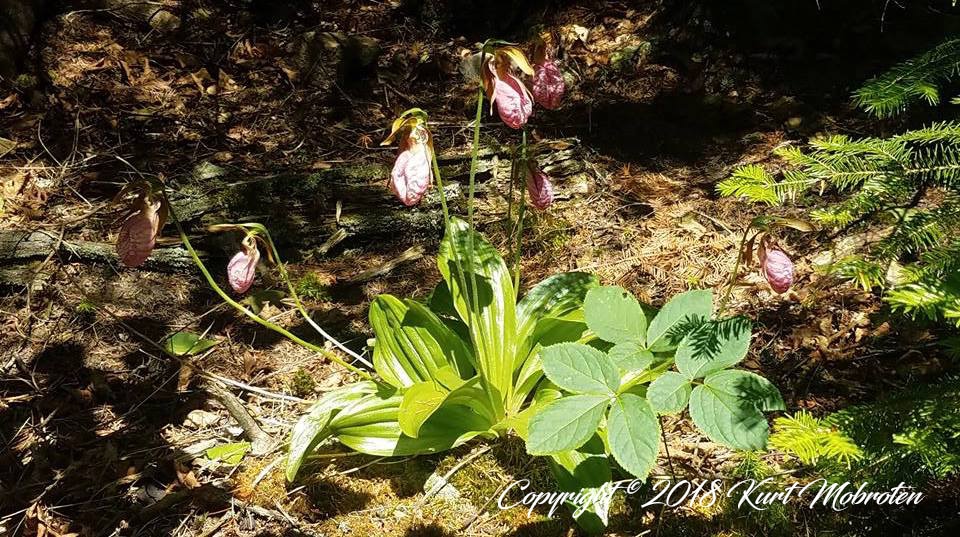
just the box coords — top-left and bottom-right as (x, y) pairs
(2, 1), (959, 536)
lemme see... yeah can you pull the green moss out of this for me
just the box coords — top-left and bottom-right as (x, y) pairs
(75, 298), (98, 317)
(296, 272), (330, 301)
(287, 368), (316, 398)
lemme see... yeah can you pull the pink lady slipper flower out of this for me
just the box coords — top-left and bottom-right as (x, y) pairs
(227, 235), (260, 294)
(532, 59), (564, 110)
(525, 160), (554, 210)
(531, 35), (565, 110)
(382, 109), (434, 206)
(117, 197), (165, 268)
(759, 238), (795, 294)
(481, 47), (535, 129)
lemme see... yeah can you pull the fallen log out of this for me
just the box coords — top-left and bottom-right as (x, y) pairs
(168, 137), (592, 250)
(0, 229), (198, 277)
(0, 138), (594, 278)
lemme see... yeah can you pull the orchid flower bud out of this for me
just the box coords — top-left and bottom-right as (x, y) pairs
(227, 236), (260, 294)
(489, 61), (533, 129)
(525, 161), (554, 210)
(760, 243), (794, 294)
(532, 59), (565, 110)
(117, 198), (162, 267)
(389, 124), (434, 206)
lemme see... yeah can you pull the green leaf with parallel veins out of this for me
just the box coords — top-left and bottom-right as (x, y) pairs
(647, 371), (692, 414)
(541, 343), (619, 395)
(675, 317), (752, 379)
(370, 295), (474, 388)
(286, 380), (379, 481)
(688, 369), (785, 451)
(607, 393), (660, 480)
(329, 390), (494, 456)
(437, 217), (517, 411)
(517, 272), (598, 342)
(398, 368), (488, 438)
(584, 286), (647, 344)
(646, 290), (713, 352)
(527, 394), (610, 455)
(607, 341), (654, 375)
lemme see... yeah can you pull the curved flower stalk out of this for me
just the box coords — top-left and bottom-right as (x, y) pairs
(114, 180), (168, 267)
(383, 108), (434, 206)
(531, 33), (565, 110)
(480, 45), (535, 129)
(207, 222), (375, 372)
(718, 215), (812, 313)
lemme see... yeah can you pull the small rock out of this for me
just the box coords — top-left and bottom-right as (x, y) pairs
(184, 409), (220, 429)
(149, 10), (180, 32)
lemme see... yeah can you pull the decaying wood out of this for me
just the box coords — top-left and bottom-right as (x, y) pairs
(168, 137), (592, 248)
(0, 230), (198, 280)
(0, 139), (592, 277)
(205, 381), (274, 456)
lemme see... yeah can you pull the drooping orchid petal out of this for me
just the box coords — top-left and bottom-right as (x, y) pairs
(532, 59), (565, 110)
(760, 246), (794, 294)
(491, 68), (533, 129)
(389, 125), (433, 206)
(117, 199), (162, 267)
(227, 242), (260, 294)
(525, 161), (554, 210)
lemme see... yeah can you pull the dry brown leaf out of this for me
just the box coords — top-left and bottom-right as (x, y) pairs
(175, 461), (201, 489)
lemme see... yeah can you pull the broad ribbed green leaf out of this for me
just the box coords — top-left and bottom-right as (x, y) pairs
(547, 436), (612, 533)
(607, 341), (654, 375)
(511, 315), (588, 409)
(541, 343), (619, 395)
(370, 295), (474, 388)
(398, 368), (490, 438)
(527, 394), (610, 455)
(438, 217), (517, 412)
(647, 371), (692, 414)
(286, 380), (379, 481)
(607, 393), (660, 480)
(689, 369), (784, 451)
(584, 286), (647, 344)
(517, 272), (598, 342)
(646, 290), (712, 352)
(675, 317), (752, 379)
(329, 390), (493, 456)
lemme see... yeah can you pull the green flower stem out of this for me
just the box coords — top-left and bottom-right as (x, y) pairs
(430, 149), (474, 334)
(717, 227), (755, 316)
(249, 225), (374, 370)
(511, 129), (528, 295)
(430, 151), (451, 227)
(166, 203), (375, 382)
(467, 82), (504, 420)
(505, 143), (519, 250)
(466, 88), (484, 311)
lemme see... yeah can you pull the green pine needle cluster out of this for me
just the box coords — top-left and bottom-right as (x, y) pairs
(718, 38), (960, 325)
(769, 379), (960, 484)
(830, 376), (960, 483)
(769, 410), (863, 467)
(854, 37), (960, 118)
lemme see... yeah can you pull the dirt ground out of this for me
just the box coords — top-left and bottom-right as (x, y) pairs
(2, 1), (959, 535)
